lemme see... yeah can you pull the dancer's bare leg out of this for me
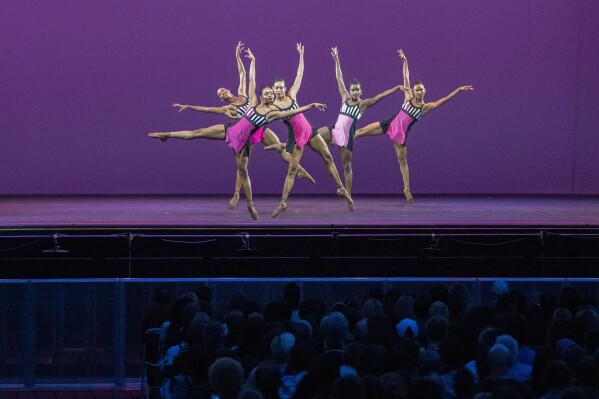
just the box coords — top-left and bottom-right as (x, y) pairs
(229, 145), (253, 210)
(354, 122), (384, 140)
(263, 129), (315, 184)
(340, 147), (353, 195)
(148, 124), (226, 141)
(233, 151), (258, 220)
(272, 146), (303, 218)
(393, 142), (413, 204)
(317, 126), (332, 143)
(307, 135), (355, 211)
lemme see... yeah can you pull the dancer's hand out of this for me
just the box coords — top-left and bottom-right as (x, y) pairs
(331, 47), (339, 60)
(245, 48), (255, 61)
(296, 43), (304, 55)
(458, 85), (474, 91)
(172, 103), (189, 112)
(236, 41), (244, 56)
(398, 49), (407, 62)
(311, 103), (326, 111)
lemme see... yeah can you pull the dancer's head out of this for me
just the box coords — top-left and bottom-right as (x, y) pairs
(260, 86), (275, 105)
(413, 81), (426, 101)
(273, 77), (286, 100)
(217, 87), (235, 102)
(349, 79), (362, 101)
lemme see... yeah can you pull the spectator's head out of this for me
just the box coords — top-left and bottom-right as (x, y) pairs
(396, 318), (419, 339)
(363, 298), (384, 319)
(494, 335), (519, 366)
(491, 280), (509, 298)
(208, 357), (245, 399)
(417, 349), (443, 376)
(195, 284), (213, 303)
(487, 344), (512, 377)
(394, 295), (416, 321)
(270, 332), (295, 364)
(254, 360), (282, 399)
(425, 315), (449, 344)
(428, 301), (449, 319)
(321, 311), (349, 350)
(332, 375), (367, 399)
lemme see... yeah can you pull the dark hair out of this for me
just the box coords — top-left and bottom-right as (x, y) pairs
(273, 76), (285, 85)
(413, 80), (424, 87)
(349, 79), (361, 88)
(260, 85), (272, 96)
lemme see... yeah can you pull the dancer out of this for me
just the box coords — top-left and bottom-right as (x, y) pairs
(149, 48), (326, 220)
(270, 44), (354, 218)
(355, 49), (473, 203)
(170, 42), (315, 211)
(316, 47), (409, 195)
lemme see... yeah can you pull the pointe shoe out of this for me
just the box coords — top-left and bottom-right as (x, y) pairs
(338, 187), (355, 212)
(247, 203), (259, 220)
(298, 170), (316, 184)
(264, 143), (285, 152)
(271, 201), (287, 218)
(148, 132), (168, 142)
(404, 187), (414, 204)
(228, 192), (240, 210)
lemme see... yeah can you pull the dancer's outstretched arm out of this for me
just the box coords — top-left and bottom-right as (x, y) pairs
(288, 43), (304, 99)
(360, 85), (410, 112)
(172, 103), (239, 119)
(422, 86), (474, 116)
(266, 103), (326, 123)
(331, 47), (348, 102)
(398, 49), (413, 103)
(246, 48), (257, 106)
(236, 41), (247, 97)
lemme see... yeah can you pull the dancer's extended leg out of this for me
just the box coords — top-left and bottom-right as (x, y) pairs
(271, 146), (303, 218)
(393, 142), (413, 204)
(308, 135), (354, 211)
(340, 147), (353, 195)
(233, 151), (258, 220)
(354, 122), (383, 140)
(148, 124), (226, 141)
(263, 129), (315, 184)
(317, 126), (332, 144)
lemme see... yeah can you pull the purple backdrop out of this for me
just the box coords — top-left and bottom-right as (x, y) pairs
(2, 0), (598, 195)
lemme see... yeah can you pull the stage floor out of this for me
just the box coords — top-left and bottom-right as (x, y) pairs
(0, 194), (597, 229)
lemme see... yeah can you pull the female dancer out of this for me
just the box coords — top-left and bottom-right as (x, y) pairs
(169, 42), (314, 210)
(316, 47), (409, 195)
(270, 44), (354, 218)
(355, 49), (473, 203)
(149, 49), (326, 220)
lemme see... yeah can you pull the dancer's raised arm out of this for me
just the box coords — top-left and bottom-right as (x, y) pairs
(288, 43), (304, 98)
(236, 41), (247, 96)
(331, 47), (348, 102)
(246, 48), (257, 106)
(359, 84), (410, 112)
(266, 102), (326, 123)
(398, 49), (411, 102)
(422, 85), (474, 116)
(171, 103), (239, 119)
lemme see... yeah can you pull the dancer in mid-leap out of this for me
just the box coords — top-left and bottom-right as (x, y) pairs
(270, 44), (354, 218)
(355, 49), (473, 204)
(149, 48), (326, 220)
(316, 47), (409, 195)
(169, 42), (315, 211)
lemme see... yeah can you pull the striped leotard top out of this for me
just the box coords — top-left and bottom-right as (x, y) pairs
(234, 96), (250, 117)
(225, 106), (269, 153)
(277, 98), (314, 150)
(234, 96), (268, 145)
(331, 100), (363, 149)
(385, 100), (423, 145)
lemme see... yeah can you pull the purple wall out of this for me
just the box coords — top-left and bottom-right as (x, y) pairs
(2, 0), (598, 195)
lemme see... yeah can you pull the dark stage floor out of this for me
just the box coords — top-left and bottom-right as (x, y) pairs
(1, 194), (598, 278)
(1, 194), (597, 228)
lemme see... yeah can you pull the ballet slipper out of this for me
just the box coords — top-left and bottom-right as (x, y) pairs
(264, 143), (285, 152)
(298, 169), (316, 184)
(337, 187), (355, 212)
(404, 187), (414, 204)
(247, 202), (259, 220)
(271, 201), (287, 218)
(228, 192), (240, 210)
(148, 132), (168, 142)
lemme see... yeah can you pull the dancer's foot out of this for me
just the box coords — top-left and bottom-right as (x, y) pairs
(247, 202), (259, 220)
(228, 192), (240, 210)
(298, 169), (316, 184)
(337, 187), (355, 212)
(264, 143), (285, 152)
(148, 132), (169, 142)
(271, 201), (287, 218)
(404, 187), (414, 204)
